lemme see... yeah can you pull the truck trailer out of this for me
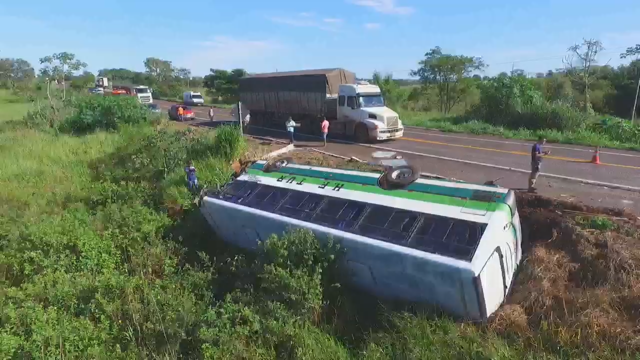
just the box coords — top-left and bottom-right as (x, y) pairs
(238, 68), (404, 142)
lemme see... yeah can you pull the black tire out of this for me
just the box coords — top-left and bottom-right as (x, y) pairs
(379, 165), (420, 189)
(355, 124), (369, 143)
(262, 157), (294, 173)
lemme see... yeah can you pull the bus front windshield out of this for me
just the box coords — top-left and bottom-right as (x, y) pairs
(358, 94), (385, 108)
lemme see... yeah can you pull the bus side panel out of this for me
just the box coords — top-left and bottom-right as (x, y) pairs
(407, 256), (478, 319)
(478, 250), (506, 317)
(201, 199), (483, 319)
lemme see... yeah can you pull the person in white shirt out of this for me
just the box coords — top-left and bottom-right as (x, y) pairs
(208, 106), (215, 121)
(286, 117), (297, 144)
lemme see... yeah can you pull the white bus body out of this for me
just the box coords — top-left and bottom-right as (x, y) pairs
(200, 161), (522, 321)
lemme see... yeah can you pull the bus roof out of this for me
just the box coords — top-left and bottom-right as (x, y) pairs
(246, 161), (511, 219)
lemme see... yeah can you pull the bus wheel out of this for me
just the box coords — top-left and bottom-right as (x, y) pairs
(263, 157), (293, 173)
(381, 165), (420, 189)
(355, 124), (369, 143)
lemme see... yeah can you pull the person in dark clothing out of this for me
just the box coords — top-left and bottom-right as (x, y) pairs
(529, 137), (550, 191)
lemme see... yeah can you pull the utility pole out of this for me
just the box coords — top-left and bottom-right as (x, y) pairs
(237, 101), (243, 136)
(633, 75), (640, 123)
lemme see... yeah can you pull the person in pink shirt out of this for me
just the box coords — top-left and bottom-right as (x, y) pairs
(321, 117), (329, 147)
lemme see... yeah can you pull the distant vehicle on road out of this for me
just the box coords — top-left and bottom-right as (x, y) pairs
(146, 103), (161, 113)
(183, 91), (205, 106)
(88, 87), (104, 94)
(239, 68), (404, 143)
(168, 104), (194, 121)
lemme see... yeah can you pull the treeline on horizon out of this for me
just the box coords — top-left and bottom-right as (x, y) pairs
(1, 40), (639, 122)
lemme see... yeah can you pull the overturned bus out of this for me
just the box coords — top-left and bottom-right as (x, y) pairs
(200, 160), (522, 321)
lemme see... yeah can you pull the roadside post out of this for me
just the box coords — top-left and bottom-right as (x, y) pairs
(237, 101), (244, 136)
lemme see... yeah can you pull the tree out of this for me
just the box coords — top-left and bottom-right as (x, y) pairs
(203, 68), (247, 103)
(563, 38), (604, 113)
(621, 44), (640, 122)
(511, 69), (526, 77)
(39, 52), (87, 101)
(410, 46), (486, 114)
(0, 58), (35, 89)
(70, 71), (96, 91)
(175, 67), (192, 87)
(372, 71), (409, 108)
(143, 57), (174, 83)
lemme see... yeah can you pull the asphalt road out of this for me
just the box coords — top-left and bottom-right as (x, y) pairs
(154, 99), (640, 213)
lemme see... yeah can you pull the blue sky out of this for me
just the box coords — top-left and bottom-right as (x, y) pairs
(1, 0), (639, 78)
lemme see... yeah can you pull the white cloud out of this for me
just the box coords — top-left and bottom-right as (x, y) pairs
(364, 23), (381, 30)
(349, 0), (414, 15)
(182, 36), (283, 75)
(268, 13), (344, 32)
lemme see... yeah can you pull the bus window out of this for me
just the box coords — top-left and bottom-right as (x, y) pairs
(356, 206), (418, 245)
(312, 198), (367, 230)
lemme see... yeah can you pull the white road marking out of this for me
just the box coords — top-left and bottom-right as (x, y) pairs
(245, 124), (640, 193)
(404, 127), (640, 158)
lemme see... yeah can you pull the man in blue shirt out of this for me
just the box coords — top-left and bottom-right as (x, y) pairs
(529, 137), (550, 192)
(185, 160), (198, 191)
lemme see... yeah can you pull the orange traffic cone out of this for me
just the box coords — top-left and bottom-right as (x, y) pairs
(591, 146), (601, 164)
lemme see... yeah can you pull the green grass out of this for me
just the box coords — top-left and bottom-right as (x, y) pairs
(0, 89), (31, 122)
(400, 109), (640, 151)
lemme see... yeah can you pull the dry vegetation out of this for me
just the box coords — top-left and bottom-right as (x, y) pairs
(494, 194), (640, 355)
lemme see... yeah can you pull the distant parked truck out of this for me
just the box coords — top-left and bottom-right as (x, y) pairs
(239, 68), (404, 142)
(105, 82), (153, 104)
(183, 91), (205, 106)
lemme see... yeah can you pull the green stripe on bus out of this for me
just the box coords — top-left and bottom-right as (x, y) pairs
(249, 163), (507, 204)
(245, 168), (511, 216)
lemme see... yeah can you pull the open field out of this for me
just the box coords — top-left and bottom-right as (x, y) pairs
(0, 90), (31, 122)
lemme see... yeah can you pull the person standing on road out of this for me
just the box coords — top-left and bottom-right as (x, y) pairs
(321, 117), (329, 147)
(286, 117), (297, 144)
(208, 106), (215, 122)
(177, 106), (184, 122)
(529, 136), (550, 192)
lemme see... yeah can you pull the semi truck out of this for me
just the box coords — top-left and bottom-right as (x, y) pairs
(95, 77), (153, 104)
(238, 68), (404, 142)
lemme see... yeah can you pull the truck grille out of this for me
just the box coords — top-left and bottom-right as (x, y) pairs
(140, 96), (152, 104)
(386, 116), (399, 128)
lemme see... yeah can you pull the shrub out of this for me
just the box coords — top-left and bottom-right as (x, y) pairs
(212, 125), (246, 162)
(470, 76), (590, 131)
(589, 117), (640, 145)
(61, 95), (152, 133)
(23, 99), (69, 129)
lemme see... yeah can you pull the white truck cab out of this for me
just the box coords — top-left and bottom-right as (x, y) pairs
(133, 86), (153, 104)
(336, 81), (404, 142)
(183, 91), (205, 106)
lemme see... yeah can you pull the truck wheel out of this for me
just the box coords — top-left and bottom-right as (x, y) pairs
(355, 124), (369, 143)
(379, 165), (420, 189)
